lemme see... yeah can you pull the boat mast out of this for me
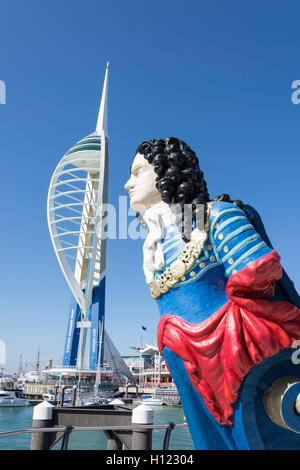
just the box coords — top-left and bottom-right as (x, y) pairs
(95, 319), (104, 394)
(18, 355), (23, 377)
(36, 347), (40, 374)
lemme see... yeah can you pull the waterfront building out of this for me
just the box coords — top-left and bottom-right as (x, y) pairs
(122, 345), (175, 388)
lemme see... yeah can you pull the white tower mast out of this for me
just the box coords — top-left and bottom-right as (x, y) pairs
(47, 63), (109, 371)
(75, 62), (109, 371)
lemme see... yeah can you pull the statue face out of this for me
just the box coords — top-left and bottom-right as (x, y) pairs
(124, 153), (162, 214)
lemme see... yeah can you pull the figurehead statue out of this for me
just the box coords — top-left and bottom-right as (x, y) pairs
(125, 137), (300, 450)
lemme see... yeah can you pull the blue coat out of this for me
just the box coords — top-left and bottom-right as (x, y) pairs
(153, 202), (300, 449)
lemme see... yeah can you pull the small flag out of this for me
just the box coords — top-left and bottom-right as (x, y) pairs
(142, 326), (147, 331)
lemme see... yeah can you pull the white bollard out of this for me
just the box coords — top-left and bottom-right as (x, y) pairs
(31, 401), (55, 450)
(33, 400), (55, 420)
(132, 404), (154, 450)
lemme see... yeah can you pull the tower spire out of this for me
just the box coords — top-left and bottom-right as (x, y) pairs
(96, 61), (109, 135)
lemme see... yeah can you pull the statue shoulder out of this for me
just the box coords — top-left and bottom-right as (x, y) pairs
(209, 201), (246, 229)
(208, 201), (273, 278)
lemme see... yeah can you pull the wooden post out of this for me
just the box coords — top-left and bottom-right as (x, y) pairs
(71, 385), (77, 406)
(59, 385), (65, 407)
(54, 385), (58, 404)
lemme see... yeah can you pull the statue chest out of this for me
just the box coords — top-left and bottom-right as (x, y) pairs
(153, 225), (229, 324)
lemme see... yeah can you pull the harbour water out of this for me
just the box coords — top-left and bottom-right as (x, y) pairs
(0, 404), (195, 450)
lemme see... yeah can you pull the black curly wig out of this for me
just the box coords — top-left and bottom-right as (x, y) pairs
(135, 137), (244, 240)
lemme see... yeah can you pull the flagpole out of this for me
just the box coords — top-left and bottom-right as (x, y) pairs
(139, 326), (147, 393)
(139, 331), (142, 393)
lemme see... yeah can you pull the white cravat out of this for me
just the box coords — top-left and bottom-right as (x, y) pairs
(142, 201), (177, 284)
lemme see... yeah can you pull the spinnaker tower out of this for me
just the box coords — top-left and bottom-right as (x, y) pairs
(47, 64), (133, 381)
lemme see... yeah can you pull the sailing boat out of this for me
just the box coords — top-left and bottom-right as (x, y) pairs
(83, 320), (110, 406)
(138, 396), (164, 406)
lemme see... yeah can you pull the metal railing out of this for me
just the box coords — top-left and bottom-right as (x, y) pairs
(0, 422), (188, 451)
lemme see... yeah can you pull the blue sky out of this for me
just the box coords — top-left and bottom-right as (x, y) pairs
(1, 0), (300, 372)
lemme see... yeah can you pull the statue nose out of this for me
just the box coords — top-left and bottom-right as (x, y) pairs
(124, 178), (133, 191)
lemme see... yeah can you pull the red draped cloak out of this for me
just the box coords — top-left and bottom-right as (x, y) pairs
(157, 251), (300, 425)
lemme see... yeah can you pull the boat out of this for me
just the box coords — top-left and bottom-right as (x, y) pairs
(80, 322), (117, 407)
(152, 387), (181, 406)
(82, 396), (110, 406)
(42, 389), (73, 405)
(17, 370), (40, 385)
(0, 376), (15, 391)
(0, 389), (29, 407)
(42, 392), (56, 401)
(138, 395), (165, 406)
